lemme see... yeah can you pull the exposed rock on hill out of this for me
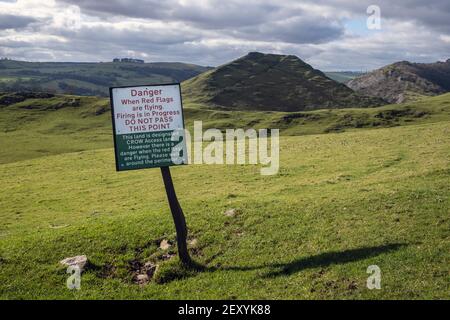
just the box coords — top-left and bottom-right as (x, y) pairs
(347, 59), (450, 103)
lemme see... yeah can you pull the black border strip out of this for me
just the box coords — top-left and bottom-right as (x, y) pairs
(109, 83), (187, 172)
(0, 299), (440, 317)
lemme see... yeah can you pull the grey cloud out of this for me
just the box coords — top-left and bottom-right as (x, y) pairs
(382, 0), (450, 33)
(57, 0), (450, 45)
(237, 16), (344, 44)
(309, 31), (450, 71)
(55, 24), (201, 46)
(1, 0), (450, 71)
(169, 2), (279, 29)
(56, 0), (172, 20)
(57, 0), (344, 44)
(61, 0), (450, 34)
(57, 0), (278, 28)
(313, 0), (450, 33)
(0, 14), (36, 30)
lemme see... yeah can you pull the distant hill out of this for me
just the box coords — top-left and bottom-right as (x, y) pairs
(347, 59), (450, 103)
(182, 52), (384, 111)
(1, 90), (449, 164)
(324, 71), (366, 83)
(0, 59), (210, 97)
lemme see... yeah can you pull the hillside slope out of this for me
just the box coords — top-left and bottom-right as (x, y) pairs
(183, 52), (384, 111)
(0, 59), (210, 96)
(1, 91), (449, 164)
(0, 121), (448, 299)
(347, 59), (450, 103)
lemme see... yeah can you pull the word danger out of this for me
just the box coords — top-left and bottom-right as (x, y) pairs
(130, 88), (162, 97)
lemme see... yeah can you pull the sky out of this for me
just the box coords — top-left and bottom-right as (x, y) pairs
(0, 0), (449, 71)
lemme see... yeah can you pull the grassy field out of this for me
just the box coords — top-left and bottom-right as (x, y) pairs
(0, 107), (449, 298)
(1, 92), (450, 164)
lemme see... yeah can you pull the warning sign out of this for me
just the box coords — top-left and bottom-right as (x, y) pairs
(110, 83), (187, 171)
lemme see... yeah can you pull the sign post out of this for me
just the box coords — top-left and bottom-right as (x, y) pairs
(160, 166), (191, 265)
(110, 83), (191, 265)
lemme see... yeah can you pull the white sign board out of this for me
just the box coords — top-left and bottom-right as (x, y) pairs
(110, 83), (187, 171)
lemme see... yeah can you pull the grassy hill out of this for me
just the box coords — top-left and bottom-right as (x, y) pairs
(182, 52), (384, 111)
(1, 91), (449, 164)
(348, 59), (450, 103)
(0, 120), (448, 299)
(0, 91), (449, 299)
(0, 59), (210, 97)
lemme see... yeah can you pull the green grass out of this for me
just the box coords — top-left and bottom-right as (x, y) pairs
(0, 60), (210, 96)
(181, 52), (383, 111)
(0, 92), (449, 299)
(1, 92), (450, 164)
(0, 94), (112, 164)
(0, 120), (449, 299)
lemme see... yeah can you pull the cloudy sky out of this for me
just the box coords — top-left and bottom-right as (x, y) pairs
(0, 0), (449, 70)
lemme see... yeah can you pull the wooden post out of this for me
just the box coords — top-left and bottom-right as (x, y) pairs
(160, 166), (192, 266)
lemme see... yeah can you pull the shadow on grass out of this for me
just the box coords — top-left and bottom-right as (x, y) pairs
(212, 243), (407, 278)
(130, 243), (407, 284)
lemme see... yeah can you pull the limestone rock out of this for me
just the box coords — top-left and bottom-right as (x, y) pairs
(59, 255), (88, 270)
(188, 238), (198, 247)
(159, 239), (171, 250)
(224, 208), (238, 217)
(136, 274), (149, 284)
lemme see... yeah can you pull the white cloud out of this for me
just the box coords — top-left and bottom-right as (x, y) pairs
(0, 0), (449, 70)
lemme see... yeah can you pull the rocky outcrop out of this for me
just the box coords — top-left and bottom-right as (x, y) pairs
(348, 60), (450, 103)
